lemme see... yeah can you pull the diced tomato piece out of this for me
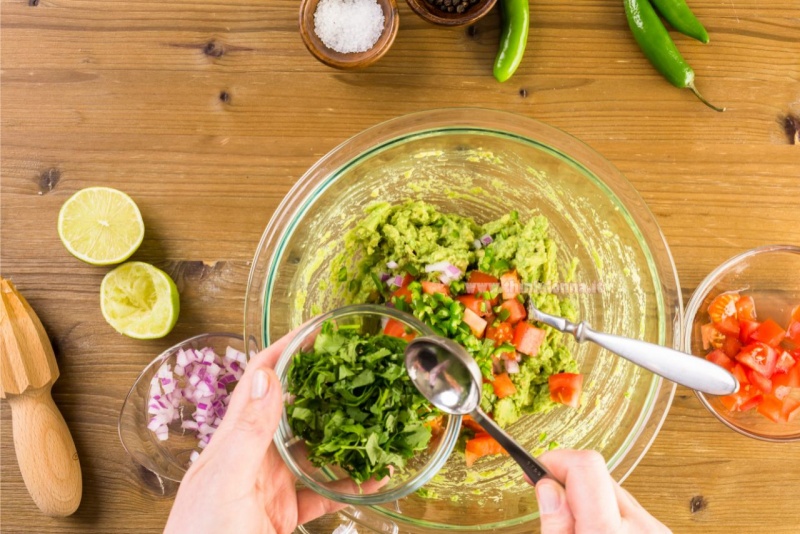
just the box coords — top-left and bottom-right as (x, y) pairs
(466, 271), (499, 295)
(548, 373), (583, 408)
(457, 295), (493, 317)
(421, 281), (450, 297)
(731, 363), (749, 385)
(500, 270), (521, 300)
(513, 322), (547, 357)
(757, 395), (784, 422)
(391, 287), (412, 304)
(782, 397), (800, 422)
(773, 364), (800, 389)
(735, 343), (778, 378)
(708, 293), (740, 337)
(775, 351), (796, 374)
(461, 415), (485, 433)
(746, 369), (772, 394)
(739, 320), (761, 345)
(706, 349), (734, 371)
(399, 273), (415, 288)
(722, 336), (742, 358)
(383, 318), (415, 341)
(425, 415), (444, 434)
(464, 434), (507, 467)
(739, 394), (764, 412)
(485, 322), (514, 346)
(463, 308), (488, 338)
(701, 323), (725, 350)
(491, 372), (517, 399)
(750, 318), (786, 347)
(786, 321), (800, 346)
(499, 299), (527, 324)
(735, 296), (757, 322)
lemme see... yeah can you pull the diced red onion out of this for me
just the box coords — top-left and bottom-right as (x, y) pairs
(189, 450), (200, 463)
(425, 261), (451, 273)
(473, 239), (483, 250)
(379, 272), (391, 283)
(386, 260), (398, 269)
(445, 264), (461, 277)
(147, 344), (245, 465)
(480, 234), (493, 245)
(506, 359), (520, 374)
(388, 275), (404, 287)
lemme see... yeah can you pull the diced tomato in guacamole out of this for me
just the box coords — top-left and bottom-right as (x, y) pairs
(548, 373), (583, 408)
(513, 322), (546, 357)
(491, 372), (517, 399)
(465, 433), (508, 467)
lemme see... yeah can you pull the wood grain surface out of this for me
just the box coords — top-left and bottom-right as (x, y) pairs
(1, 0), (799, 531)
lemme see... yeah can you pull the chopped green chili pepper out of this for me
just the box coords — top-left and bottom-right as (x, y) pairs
(650, 0), (708, 43)
(624, 0), (723, 111)
(493, 0), (530, 83)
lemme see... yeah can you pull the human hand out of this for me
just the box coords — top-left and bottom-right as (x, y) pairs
(534, 449), (671, 534)
(164, 331), (343, 534)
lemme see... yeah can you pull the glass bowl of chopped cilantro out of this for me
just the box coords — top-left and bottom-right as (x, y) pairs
(245, 109), (681, 532)
(274, 304), (462, 504)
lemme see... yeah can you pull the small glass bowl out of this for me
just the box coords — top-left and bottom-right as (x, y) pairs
(272, 304), (462, 505)
(118, 332), (245, 481)
(684, 245), (800, 442)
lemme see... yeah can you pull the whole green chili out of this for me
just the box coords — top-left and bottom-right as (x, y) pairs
(493, 0), (529, 83)
(623, 0), (723, 111)
(650, 0), (708, 43)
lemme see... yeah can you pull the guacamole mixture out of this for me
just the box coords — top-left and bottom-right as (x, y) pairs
(332, 201), (579, 429)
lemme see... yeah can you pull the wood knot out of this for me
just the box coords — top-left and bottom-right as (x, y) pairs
(37, 168), (61, 194)
(519, 88), (529, 98)
(219, 91), (231, 104)
(180, 260), (222, 282)
(28, 0), (40, 6)
(782, 113), (799, 145)
(466, 25), (479, 38)
(689, 495), (707, 513)
(203, 41), (224, 58)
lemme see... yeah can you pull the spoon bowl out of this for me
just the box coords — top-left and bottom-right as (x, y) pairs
(405, 336), (557, 484)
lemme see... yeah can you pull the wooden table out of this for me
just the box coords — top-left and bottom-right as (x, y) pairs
(2, 0), (798, 531)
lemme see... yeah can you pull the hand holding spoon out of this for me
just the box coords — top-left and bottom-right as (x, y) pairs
(405, 336), (556, 484)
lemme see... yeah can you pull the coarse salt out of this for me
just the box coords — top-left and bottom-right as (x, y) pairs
(314, 0), (385, 54)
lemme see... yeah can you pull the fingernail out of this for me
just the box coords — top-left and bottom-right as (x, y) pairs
(251, 369), (268, 399)
(536, 481), (562, 515)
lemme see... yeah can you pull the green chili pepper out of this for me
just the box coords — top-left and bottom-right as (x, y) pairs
(650, 0), (708, 43)
(493, 0), (529, 83)
(623, 0), (723, 111)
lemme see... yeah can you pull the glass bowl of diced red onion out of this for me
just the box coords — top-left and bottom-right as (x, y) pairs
(118, 333), (248, 481)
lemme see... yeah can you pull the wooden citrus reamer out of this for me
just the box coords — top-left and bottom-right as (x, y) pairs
(0, 277), (82, 516)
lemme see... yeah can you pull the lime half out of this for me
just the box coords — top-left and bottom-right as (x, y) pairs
(101, 262), (179, 339)
(58, 187), (144, 265)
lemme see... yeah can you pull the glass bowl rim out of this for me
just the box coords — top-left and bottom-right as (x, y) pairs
(117, 332), (245, 482)
(683, 244), (800, 442)
(243, 108), (681, 528)
(272, 304), (464, 505)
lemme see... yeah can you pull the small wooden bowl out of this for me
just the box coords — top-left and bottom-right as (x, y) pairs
(405, 0), (497, 26)
(299, 0), (400, 69)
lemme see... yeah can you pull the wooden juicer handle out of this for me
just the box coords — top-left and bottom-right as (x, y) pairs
(8, 385), (83, 517)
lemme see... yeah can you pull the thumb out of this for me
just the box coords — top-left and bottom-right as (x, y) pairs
(204, 362), (283, 484)
(536, 479), (575, 534)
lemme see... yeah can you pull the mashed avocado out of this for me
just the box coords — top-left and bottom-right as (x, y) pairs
(332, 201), (578, 427)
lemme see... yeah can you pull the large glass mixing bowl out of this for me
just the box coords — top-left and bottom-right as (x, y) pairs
(244, 109), (680, 533)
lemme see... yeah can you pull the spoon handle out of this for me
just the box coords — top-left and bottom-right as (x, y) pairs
(529, 307), (739, 396)
(470, 408), (556, 484)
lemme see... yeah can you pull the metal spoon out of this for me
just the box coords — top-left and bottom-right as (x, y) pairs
(527, 304), (739, 396)
(405, 336), (556, 484)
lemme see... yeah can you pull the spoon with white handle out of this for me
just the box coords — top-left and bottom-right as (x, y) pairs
(527, 303), (739, 396)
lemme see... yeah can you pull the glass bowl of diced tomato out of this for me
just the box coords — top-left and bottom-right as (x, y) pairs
(685, 245), (800, 441)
